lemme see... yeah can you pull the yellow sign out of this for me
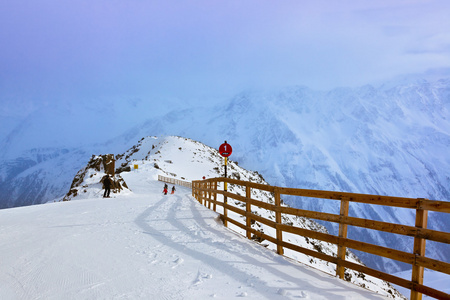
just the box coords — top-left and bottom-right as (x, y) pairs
(134, 164), (138, 170)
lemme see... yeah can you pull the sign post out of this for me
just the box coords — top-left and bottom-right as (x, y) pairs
(219, 141), (232, 227)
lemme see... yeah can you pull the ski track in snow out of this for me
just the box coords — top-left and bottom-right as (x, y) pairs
(0, 175), (388, 299)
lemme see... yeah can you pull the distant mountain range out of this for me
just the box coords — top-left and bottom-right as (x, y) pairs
(1, 78), (449, 273)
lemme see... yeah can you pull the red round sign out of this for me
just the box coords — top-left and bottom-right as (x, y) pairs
(219, 142), (232, 157)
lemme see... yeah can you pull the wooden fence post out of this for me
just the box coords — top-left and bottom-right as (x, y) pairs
(197, 182), (203, 204)
(246, 184), (252, 239)
(202, 181), (206, 206)
(207, 181), (211, 209)
(275, 188), (284, 255)
(336, 199), (350, 279)
(199, 181), (203, 204)
(213, 181), (217, 212)
(411, 199), (428, 300)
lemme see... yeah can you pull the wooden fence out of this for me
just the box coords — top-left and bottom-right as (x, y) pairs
(158, 175), (192, 189)
(192, 177), (450, 300)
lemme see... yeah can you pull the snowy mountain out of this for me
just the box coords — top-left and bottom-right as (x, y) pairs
(0, 147), (90, 208)
(56, 135), (405, 299)
(0, 78), (449, 275)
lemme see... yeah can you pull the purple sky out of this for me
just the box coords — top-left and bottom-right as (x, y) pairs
(1, 0), (450, 103)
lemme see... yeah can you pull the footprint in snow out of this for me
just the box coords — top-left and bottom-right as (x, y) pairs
(193, 271), (212, 286)
(171, 257), (184, 269)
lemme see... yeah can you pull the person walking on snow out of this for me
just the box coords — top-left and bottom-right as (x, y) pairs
(163, 186), (168, 195)
(103, 175), (112, 198)
(171, 186), (176, 194)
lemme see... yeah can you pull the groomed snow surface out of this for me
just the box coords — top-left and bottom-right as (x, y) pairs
(0, 169), (391, 300)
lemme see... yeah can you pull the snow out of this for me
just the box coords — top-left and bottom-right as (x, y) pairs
(0, 171), (389, 299)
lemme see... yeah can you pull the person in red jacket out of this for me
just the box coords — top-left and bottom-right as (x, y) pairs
(163, 187), (168, 195)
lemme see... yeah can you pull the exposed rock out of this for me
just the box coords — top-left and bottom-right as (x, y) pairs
(63, 154), (128, 201)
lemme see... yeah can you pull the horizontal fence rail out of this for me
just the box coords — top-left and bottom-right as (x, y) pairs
(158, 175), (192, 189)
(192, 177), (450, 300)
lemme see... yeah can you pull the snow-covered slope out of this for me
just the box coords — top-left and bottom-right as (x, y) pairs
(57, 136), (405, 299)
(0, 173), (396, 299)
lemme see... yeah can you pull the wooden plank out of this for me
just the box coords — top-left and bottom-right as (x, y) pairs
(222, 178), (450, 212)
(220, 177), (276, 193)
(412, 286), (450, 300)
(230, 219), (278, 245)
(223, 202), (246, 216)
(341, 238), (416, 265)
(415, 255), (450, 275)
(341, 259), (414, 289)
(280, 240), (339, 265)
(223, 215), (247, 231)
(419, 200), (450, 213)
(278, 205), (340, 221)
(247, 226), (278, 245)
(278, 224), (339, 244)
(413, 228), (450, 245)
(247, 197), (276, 211)
(276, 187), (419, 208)
(247, 211), (278, 229)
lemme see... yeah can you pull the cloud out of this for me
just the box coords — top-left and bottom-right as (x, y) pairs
(1, 0), (450, 104)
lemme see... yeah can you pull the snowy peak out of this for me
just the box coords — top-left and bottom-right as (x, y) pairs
(64, 136), (269, 203)
(115, 136), (267, 184)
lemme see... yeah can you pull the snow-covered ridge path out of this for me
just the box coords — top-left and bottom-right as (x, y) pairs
(0, 176), (387, 299)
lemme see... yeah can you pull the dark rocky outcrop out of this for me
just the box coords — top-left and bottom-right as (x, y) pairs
(63, 154), (128, 201)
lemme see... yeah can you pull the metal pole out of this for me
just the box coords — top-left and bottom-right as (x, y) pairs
(224, 156), (228, 227)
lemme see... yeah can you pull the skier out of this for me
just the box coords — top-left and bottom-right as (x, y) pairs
(163, 187), (168, 195)
(103, 175), (112, 198)
(171, 186), (176, 194)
